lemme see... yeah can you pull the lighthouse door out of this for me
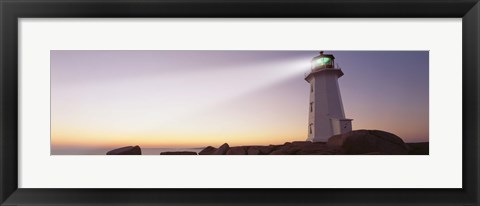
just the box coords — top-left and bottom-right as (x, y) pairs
(339, 119), (353, 134)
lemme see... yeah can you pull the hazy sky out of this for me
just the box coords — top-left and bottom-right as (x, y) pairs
(51, 50), (428, 151)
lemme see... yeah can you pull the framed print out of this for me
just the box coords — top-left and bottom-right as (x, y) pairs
(1, 0), (479, 205)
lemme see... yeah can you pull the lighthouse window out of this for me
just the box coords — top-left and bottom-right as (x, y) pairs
(310, 84), (313, 92)
(310, 102), (313, 112)
(309, 124), (313, 134)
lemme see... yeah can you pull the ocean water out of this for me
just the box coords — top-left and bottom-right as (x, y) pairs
(51, 147), (205, 155)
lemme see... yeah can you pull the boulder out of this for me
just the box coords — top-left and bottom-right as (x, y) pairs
(327, 130), (409, 155)
(247, 147), (261, 155)
(106, 145), (142, 155)
(286, 147), (302, 154)
(295, 144), (343, 155)
(274, 141), (341, 155)
(226, 146), (247, 155)
(270, 147), (301, 155)
(406, 142), (429, 155)
(259, 145), (276, 154)
(160, 151), (197, 155)
(270, 143), (296, 155)
(199, 146), (217, 155)
(362, 152), (384, 155)
(212, 143), (230, 155)
(292, 142), (320, 150)
(292, 141), (313, 146)
(244, 146), (275, 155)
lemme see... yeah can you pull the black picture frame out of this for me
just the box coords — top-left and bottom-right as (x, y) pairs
(1, 0), (479, 205)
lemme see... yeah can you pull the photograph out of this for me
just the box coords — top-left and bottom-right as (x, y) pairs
(50, 50), (429, 155)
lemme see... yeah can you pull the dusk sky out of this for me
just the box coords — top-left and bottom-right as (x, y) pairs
(51, 50), (428, 152)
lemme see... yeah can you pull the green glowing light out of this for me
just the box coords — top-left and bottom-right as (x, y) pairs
(316, 57), (331, 65)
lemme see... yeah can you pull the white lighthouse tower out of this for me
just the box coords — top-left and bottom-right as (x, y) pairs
(305, 51), (353, 142)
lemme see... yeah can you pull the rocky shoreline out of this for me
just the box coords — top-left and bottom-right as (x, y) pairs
(106, 130), (429, 155)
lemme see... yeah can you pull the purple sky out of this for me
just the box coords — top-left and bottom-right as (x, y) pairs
(51, 50), (428, 151)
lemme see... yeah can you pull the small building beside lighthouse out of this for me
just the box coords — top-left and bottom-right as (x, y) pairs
(305, 51), (353, 142)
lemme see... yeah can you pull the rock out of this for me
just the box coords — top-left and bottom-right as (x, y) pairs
(297, 149), (342, 155)
(270, 147), (301, 155)
(362, 152), (384, 155)
(406, 142), (429, 155)
(269, 149), (290, 155)
(287, 147), (302, 154)
(199, 146), (217, 155)
(160, 151), (197, 155)
(270, 148), (298, 155)
(259, 146), (276, 154)
(276, 140), (341, 155)
(327, 130), (409, 155)
(212, 143), (230, 155)
(292, 141), (313, 146)
(244, 146), (275, 155)
(106, 145), (142, 155)
(247, 147), (261, 155)
(295, 143), (342, 155)
(226, 146), (247, 155)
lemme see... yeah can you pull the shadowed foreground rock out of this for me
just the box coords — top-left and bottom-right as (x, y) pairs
(195, 130), (426, 155)
(226, 146), (247, 155)
(406, 142), (429, 155)
(199, 141), (341, 155)
(199, 146), (217, 155)
(212, 143), (230, 155)
(116, 130), (427, 155)
(327, 130), (409, 155)
(247, 147), (261, 155)
(160, 151), (197, 155)
(106, 145), (142, 155)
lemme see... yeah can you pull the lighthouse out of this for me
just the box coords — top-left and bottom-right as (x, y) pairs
(305, 51), (353, 142)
